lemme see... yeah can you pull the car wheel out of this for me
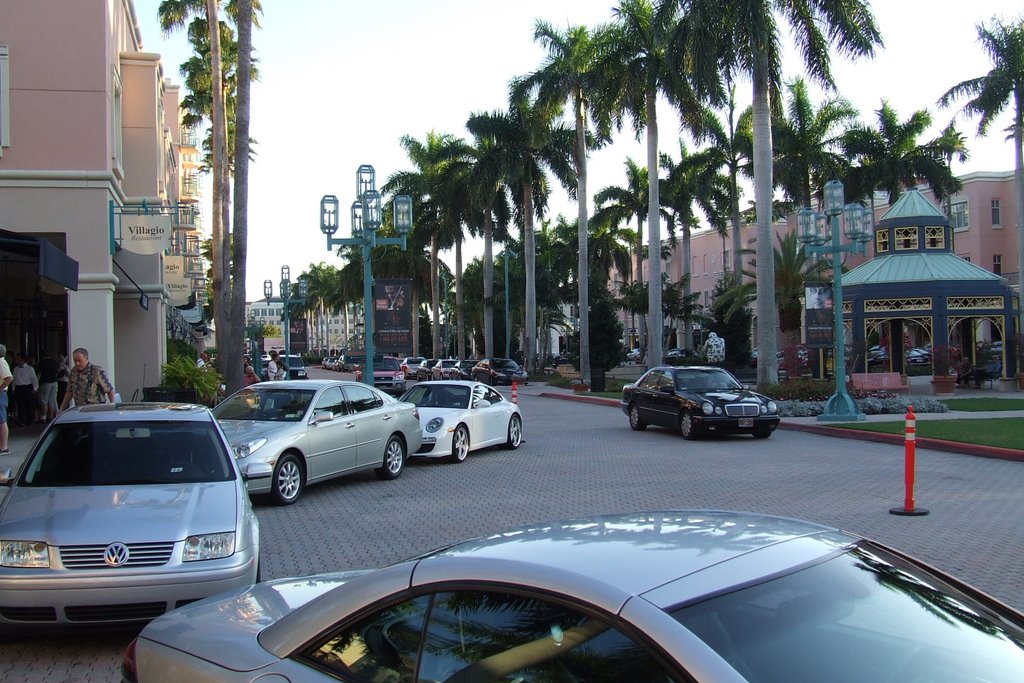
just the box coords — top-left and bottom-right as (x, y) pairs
(271, 452), (304, 505)
(628, 403), (647, 431)
(753, 428), (772, 439)
(449, 425), (470, 463)
(505, 414), (523, 449)
(679, 412), (700, 440)
(375, 435), (406, 480)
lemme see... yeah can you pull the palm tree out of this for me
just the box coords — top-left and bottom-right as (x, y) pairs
(593, 158), (648, 356)
(939, 16), (1024, 326)
(466, 95), (575, 373)
(686, 0), (882, 387)
(600, 0), (708, 366)
(706, 83), (753, 277)
(773, 77), (857, 209)
(517, 21), (613, 385)
(842, 101), (959, 206)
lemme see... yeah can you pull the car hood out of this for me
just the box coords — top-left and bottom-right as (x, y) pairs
(414, 406), (468, 425)
(217, 419), (304, 444)
(0, 483), (239, 544)
(140, 571), (369, 672)
(696, 388), (767, 403)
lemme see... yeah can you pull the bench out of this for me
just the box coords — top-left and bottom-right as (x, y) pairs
(850, 372), (908, 394)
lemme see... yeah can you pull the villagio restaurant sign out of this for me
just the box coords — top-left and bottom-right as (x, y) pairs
(163, 255), (192, 305)
(120, 213), (172, 255)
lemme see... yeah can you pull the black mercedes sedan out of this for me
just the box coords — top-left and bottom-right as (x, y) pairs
(622, 365), (780, 439)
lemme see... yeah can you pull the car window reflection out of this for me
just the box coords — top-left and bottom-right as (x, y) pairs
(213, 388), (315, 421)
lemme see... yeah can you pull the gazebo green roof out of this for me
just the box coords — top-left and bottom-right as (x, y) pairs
(877, 188), (948, 227)
(844, 252), (1006, 286)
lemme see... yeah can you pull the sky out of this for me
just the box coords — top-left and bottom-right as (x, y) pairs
(132, 0), (1019, 302)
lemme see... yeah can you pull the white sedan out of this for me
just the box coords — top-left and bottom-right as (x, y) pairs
(399, 381), (522, 462)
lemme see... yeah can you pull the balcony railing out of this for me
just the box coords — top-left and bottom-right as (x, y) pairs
(174, 205), (197, 229)
(180, 127), (199, 148)
(181, 175), (200, 198)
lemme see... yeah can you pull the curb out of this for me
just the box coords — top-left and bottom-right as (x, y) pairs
(538, 392), (1024, 462)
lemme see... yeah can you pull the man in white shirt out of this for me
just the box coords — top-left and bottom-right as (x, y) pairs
(11, 353), (38, 426)
(266, 351), (279, 381)
(0, 343), (12, 454)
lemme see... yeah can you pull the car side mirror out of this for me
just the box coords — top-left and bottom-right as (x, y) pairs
(310, 410), (334, 425)
(473, 400), (491, 409)
(659, 386), (675, 394)
(242, 461), (273, 482)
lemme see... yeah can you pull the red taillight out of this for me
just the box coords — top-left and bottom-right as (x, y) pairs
(121, 637), (138, 683)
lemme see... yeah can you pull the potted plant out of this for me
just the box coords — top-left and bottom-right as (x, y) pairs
(1014, 333), (1024, 391)
(570, 378), (590, 394)
(159, 355), (224, 405)
(929, 344), (959, 395)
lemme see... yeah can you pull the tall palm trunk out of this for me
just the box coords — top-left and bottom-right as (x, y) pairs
(682, 222), (693, 351)
(411, 289), (420, 355)
(753, 54), (778, 386)
(1015, 90), (1024, 332)
(523, 178), (537, 373)
(455, 240), (465, 359)
(635, 214), (646, 359)
(482, 213), (494, 358)
(430, 236), (440, 358)
(575, 96), (591, 384)
(206, 0), (229, 371)
(645, 88), (663, 366)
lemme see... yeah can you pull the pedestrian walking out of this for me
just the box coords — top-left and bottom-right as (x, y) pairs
(55, 353), (70, 408)
(266, 351), (279, 381)
(36, 351), (58, 423)
(243, 363), (260, 386)
(11, 354), (38, 426)
(59, 347), (116, 411)
(0, 343), (12, 454)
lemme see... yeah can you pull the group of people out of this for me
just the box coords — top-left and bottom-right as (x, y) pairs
(0, 345), (114, 455)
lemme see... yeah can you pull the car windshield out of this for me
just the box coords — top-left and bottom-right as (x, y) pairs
(493, 359), (520, 370)
(284, 356), (305, 368)
(378, 358), (401, 371)
(671, 543), (1024, 683)
(400, 384), (471, 410)
(213, 387), (315, 421)
(674, 368), (742, 392)
(21, 421), (233, 486)
(440, 359), (457, 368)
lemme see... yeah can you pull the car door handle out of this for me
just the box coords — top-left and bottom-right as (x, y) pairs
(345, 422), (356, 429)
(382, 414), (394, 421)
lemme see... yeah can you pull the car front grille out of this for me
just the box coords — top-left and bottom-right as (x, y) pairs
(724, 404), (760, 417)
(59, 542), (175, 569)
(65, 602), (166, 622)
(0, 606), (57, 622)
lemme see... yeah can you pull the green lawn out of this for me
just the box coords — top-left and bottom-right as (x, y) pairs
(832, 418), (1023, 450)
(941, 398), (1024, 411)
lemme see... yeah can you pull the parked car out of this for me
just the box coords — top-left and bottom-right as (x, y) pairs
(430, 358), (459, 381)
(321, 357), (338, 371)
(212, 380), (421, 505)
(471, 357), (529, 386)
(124, 509), (1024, 683)
(400, 356), (425, 375)
(399, 381), (522, 462)
(354, 356), (407, 395)
(623, 365), (780, 439)
(415, 358), (439, 382)
(450, 358), (479, 381)
(626, 347), (642, 362)
(907, 347), (931, 365)
(0, 403), (265, 630)
(262, 354), (308, 380)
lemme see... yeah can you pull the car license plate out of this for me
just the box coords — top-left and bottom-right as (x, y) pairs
(738, 418), (753, 428)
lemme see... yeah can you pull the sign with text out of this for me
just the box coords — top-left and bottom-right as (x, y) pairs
(290, 317), (308, 353)
(163, 255), (192, 305)
(120, 213), (172, 255)
(804, 282), (834, 348)
(373, 278), (412, 354)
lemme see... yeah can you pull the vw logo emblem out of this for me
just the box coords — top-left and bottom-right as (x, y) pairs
(104, 542), (130, 567)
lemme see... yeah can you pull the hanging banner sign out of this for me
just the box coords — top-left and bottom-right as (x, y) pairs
(804, 282), (835, 349)
(374, 278), (412, 354)
(164, 255), (192, 305)
(120, 213), (172, 255)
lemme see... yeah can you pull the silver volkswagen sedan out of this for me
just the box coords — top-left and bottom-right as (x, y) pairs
(0, 403), (263, 631)
(212, 380), (421, 505)
(124, 510), (1024, 682)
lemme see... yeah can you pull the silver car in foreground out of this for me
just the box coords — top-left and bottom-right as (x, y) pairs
(124, 510), (1024, 681)
(212, 380), (422, 505)
(0, 403), (264, 630)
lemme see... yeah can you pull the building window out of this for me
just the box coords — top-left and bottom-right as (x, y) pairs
(111, 68), (124, 178)
(894, 227), (918, 251)
(875, 230), (889, 253)
(993, 254), (1002, 275)
(991, 199), (1001, 226)
(924, 226), (944, 249)
(0, 44), (9, 153)
(945, 200), (968, 231)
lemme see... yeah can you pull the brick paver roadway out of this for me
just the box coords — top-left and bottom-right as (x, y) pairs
(2, 381), (1022, 681)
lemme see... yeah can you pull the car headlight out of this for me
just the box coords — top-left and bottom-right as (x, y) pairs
(233, 437), (268, 459)
(0, 541), (50, 568)
(701, 402), (714, 416)
(767, 400), (778, 414)
(426, 417), (445, 433)
(183, 532), (235, 562)
(395, 372), (405, 380)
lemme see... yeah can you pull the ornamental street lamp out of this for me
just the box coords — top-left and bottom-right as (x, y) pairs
(265, 267), (307, 365)
(320, 165), (412, 386)
(797, 179), (873, 422)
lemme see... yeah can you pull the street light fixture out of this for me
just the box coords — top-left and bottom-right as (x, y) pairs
(264, 266), (305, 366)
(320, 165), (412, 386)
(797, 179), (873, 422)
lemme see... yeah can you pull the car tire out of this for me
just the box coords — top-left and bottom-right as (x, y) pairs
(375, 435), (406, 480)
(679, 412), (700, 440)
(504, 414), (523, 449)
(628, 403), (647, 431)
(449, 425), (470, 463)
(753, 428), (772, 439)
(271, 452), (304, 505)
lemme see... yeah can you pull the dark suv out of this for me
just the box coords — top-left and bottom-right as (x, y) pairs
(471, 358), (528, 386)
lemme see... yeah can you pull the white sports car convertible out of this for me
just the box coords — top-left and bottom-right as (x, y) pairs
(399, 381), (522, 462)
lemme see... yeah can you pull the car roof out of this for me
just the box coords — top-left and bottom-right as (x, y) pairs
(56, 403), (214, 423)
(244, 379), (342, 390)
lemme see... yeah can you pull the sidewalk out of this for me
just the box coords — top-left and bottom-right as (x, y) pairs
(529, 379), (1024, 462)
(0, 422), (45, 478)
